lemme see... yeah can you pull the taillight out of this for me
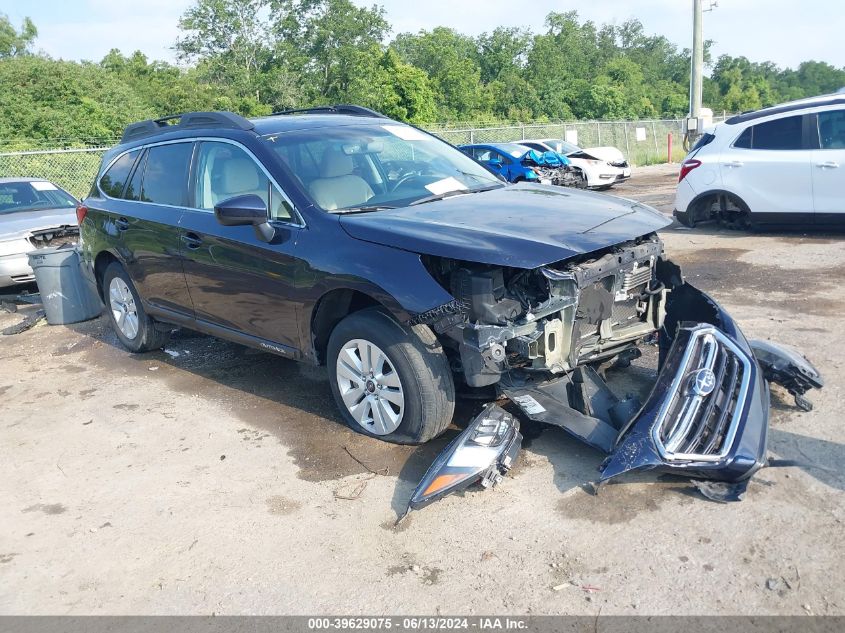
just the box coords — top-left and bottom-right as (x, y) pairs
(76, 204), (88, 225)
(678, 159), (701, 182)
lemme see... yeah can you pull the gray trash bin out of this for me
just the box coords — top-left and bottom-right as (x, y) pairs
(27, 246), (102, 325)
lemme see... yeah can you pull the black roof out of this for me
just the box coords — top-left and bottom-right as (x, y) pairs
(725, 95), (845, 125)
(120, 105), (389, 144)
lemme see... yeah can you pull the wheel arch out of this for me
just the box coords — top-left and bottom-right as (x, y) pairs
(309, 287), (402, 365)
(686, 189), (752, 224)
(93, 250), (121, 300)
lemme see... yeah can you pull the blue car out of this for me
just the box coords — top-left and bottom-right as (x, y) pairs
(460, 143), (571, 184)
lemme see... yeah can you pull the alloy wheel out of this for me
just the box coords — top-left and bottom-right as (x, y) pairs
(108, 277), (139, 340)
(335, 338), (405, 435)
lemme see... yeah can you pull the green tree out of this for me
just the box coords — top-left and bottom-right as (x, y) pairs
(270, 0), (389, 103)
(176, 0), (272, 101)
(0, 13), (37, 58)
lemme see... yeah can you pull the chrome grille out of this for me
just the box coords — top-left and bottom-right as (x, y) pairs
(652, 326), (752, 462)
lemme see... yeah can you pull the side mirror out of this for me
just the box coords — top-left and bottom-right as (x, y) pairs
(214, 194), (276, 242)
(214, 194), (268, 226)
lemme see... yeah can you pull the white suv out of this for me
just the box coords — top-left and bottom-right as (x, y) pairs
(674, 93), (845, 228)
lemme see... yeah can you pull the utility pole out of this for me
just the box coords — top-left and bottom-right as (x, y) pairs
(689, 0), (703, 124)
(686, 0), (716, 150)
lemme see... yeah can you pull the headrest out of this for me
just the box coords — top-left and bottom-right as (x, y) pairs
(320, 149), (354, 178)
(221, 158), (261, 194)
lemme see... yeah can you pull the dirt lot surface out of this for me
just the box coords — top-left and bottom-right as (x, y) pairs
(1, 164), (843, 615)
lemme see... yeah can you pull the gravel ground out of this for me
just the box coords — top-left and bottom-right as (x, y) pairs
(1, 163), (843, 615)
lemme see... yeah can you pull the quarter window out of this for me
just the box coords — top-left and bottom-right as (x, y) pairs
(736, 115), (804, 150)
(141, 143), (193, 206)
(99, 150), (141, 198)
(193, 141), (292, 220)
(124, 151), (146, 201)
(818, 110), (845, 149)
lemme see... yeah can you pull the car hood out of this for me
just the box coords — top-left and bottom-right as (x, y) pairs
(574, 146), (626, 164)
(339, 183), (670, 268)
(0, 208), (78, 241)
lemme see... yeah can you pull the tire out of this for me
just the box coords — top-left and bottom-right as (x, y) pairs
(327, 307), (455, 444)
(102, 262), (170, 353)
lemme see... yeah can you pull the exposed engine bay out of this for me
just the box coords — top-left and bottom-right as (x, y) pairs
(522, 151), (586, 189)
(420, 233), (666, 388)
(405, 234), (823, 514)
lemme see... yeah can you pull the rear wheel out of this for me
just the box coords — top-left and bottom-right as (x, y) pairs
(102, 262), (170, 352)
(327, 308), (455, 444)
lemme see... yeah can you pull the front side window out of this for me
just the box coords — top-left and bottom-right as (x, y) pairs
(739, 115), (804, 150)
(99, 149), (141, 198)
(262, 123), (503, 212)
(193, 141), (292, 220)
(141, 143), (193, 206)
(817, 110), (845, 149)
(0, 181), (77, 215)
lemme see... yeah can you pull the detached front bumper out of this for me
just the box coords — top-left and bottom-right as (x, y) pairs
(599, 318), (769, 486)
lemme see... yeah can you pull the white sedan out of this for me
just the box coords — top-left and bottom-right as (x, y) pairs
(522, 139), (631, 189)
(0, 178), (79, 288)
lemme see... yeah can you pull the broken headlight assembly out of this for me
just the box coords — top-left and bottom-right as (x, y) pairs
(408, 404), (522, 510)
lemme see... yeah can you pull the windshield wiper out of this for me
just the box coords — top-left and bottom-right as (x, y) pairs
(409, 182), (504, 207)
(332, 204), (397, 215)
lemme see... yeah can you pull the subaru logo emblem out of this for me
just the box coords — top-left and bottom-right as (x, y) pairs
(689, 368), (717, 397)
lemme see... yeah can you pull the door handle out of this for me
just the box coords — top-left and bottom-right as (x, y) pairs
(181, 233), (203, 250)
(115, 217), (129, 231)
(816, 161), (840, 168)
(725, 161), (744, 168)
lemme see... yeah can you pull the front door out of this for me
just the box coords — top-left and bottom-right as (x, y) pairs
(178, 140), (302, 354)
(812, 109), (845, 222)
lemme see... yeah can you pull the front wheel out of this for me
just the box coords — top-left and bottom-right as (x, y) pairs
(327, 308), (455, 444)
(102, 262), (170, 353)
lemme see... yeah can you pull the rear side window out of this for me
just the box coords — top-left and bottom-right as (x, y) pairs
(99, 150), (140, 198)
(141, 143), (194, 206)
(734, 128), (752, 149)
(818, 110), (845, 149)
(736, 115), (804, 150)
(691, 132), (715, 152)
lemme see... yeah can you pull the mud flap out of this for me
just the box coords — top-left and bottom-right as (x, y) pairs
(407, 404), (522, 512)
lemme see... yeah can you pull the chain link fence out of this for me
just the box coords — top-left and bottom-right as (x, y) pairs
(0, 147), (109, 199)
(0, 117), (722, 199)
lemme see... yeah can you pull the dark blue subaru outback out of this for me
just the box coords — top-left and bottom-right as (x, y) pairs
(78, 106), (819, 509)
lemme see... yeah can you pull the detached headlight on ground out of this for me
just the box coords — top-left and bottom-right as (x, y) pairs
(408, 404), (522, 511)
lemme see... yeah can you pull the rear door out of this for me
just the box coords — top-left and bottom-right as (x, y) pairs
(811, 109), (845, 222)
(96, 142), (194, 315)
(719, 114), (814, 224)
(178, 140), (302, 354)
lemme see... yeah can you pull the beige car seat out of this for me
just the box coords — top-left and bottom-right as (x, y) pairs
(308, 149), (374, 210)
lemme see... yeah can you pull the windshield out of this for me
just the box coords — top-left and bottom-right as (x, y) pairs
(493, 143), (532, 158)
(544, 139), (581, 154)
(263, 123), (504, 212)
(0, 181), (77, 215)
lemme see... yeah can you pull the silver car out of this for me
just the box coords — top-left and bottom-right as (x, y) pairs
(0, 178), (79, 288)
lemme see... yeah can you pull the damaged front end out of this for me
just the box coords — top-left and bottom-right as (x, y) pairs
(523, 150), (586, 188)
(408, 234), (821, 512)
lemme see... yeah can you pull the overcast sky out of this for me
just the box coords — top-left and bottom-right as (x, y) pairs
(2, 0), (843, 71)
